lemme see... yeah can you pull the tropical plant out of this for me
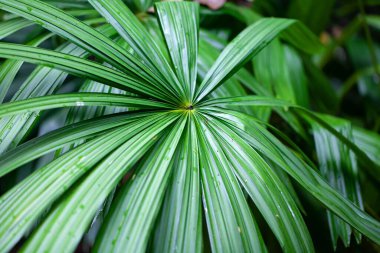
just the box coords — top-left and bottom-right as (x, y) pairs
(0, 0), (379, 252)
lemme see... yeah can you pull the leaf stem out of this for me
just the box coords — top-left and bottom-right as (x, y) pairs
(358, 0), (380, 84)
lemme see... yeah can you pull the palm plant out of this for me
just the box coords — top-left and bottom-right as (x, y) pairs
(0, 0), (379, 252)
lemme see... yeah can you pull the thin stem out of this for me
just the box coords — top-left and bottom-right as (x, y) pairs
(338, 64), (380, 104)
(318, 17), (362, 68)
(358, 0), (380, 84)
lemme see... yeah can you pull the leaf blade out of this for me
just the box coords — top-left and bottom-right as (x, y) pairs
(152, 117), (202, 253)
(89, 0), (186, 103)
(0, 93), (170, 118)
(0, 113), (170, 252)
(156, 1), (199, 103)
(0, 112), (153, 176)
(0, 42), (171, 100)
(194, 113), (267, 253)
(21, 113), (182, 253)
(194, 18), (322, 102)
(205, 114), (314, 252)
(93, 115), (187, 253)
(204, 107), (380, 244)
(0, 0), (166, 88)
(0, 17), (33, 39)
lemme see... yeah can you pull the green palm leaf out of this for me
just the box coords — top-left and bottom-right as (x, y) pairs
(353, 126), (380, 168)
(205, 115), (314, 252)
(0, 92), (169, 118)
(0, 1), (379, 252)
(0, 112), (153, 176)
(0, 43), (172, 100)
(0, 23), (117, 153)
(0, 113), (172, 252)
(198, 37), (264, 120)
(195, 18), (322, 102)
(313, 117), (363, 248)
(55, 78), (129, 155)
(195, 113), (267, 253)
(152, 118), (202, 253)
(0, 0), (160, 84)
(0, 33), (53, 102)
(0, 17), (33, 39)
(88, 0), (185, 103)
(201, 95), (380, 176)
(93, 115), (186, 252)
(21, 113), (183, 253)
(203, 107), (380, 243)
(156, 1), (199, 103)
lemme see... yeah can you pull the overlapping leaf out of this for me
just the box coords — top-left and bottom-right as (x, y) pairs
(0, 24), (117, 154)
(195, 18), (323, 102)
(0, 33), (53, 103)
(156, 1), (199, 103)
(21, 113), (183, 252)
(204, 113), (313, 252)
(93, 116), (186, 252)
(0, 112), (152, 176)
(152, 119), (202, 253)
(88, 0), (185, 103)
(194, 113), (266, 253)
(202, 106), (380, 244)
(313, 117), (363, 249)
(0, 113), (173, 252)
(0, 93), (169, 118)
